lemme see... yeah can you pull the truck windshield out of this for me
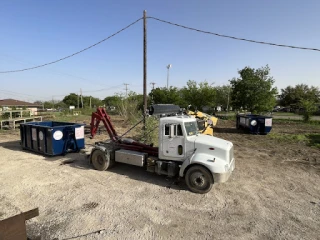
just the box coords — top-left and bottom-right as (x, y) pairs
(184, 121), (198, 136)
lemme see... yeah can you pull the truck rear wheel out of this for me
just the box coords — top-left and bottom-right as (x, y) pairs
(91, 149), (114, 171)
(185, 165), (213, 194)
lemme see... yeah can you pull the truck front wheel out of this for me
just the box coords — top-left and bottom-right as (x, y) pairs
(185, 165), (213, 194)
(91, 149), (114, 171)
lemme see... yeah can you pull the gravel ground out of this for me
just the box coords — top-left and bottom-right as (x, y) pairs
(0, 118), (319, 240)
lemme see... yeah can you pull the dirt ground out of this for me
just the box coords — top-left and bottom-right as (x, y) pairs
(0, 117), (319, 240)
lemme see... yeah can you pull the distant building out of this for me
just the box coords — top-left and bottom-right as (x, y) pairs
(0, 99), (42, 115)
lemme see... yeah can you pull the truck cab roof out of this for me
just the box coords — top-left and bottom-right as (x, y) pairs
(159, 115), (195, 124)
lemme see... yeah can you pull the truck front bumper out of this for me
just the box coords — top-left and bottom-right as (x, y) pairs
(213, 158), (235, 183)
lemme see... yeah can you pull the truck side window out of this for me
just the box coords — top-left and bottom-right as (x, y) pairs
(164, 124), (170, 135)
(177, 124), (183, 136)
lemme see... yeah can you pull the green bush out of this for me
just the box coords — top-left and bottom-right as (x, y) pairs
(115, 98), (142, 124)
(135, 116), (159, 146)
(300, 100), (317, 122)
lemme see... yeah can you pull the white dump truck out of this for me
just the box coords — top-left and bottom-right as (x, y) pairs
(88, 106), (235, 194)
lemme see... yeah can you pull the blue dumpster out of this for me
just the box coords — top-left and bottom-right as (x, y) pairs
(20, 121), (85, 156)
(236, 114), (272, 134)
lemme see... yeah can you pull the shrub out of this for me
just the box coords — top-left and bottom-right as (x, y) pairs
(300, 100), (317, 122)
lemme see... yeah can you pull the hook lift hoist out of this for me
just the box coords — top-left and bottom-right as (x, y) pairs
(87, 105), (235, 194)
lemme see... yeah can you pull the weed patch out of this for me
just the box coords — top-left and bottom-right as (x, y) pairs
(268, 132), (320, 149)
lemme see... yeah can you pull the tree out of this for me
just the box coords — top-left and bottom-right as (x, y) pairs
(127, 92), (144, 110)
(215, 85), (232, 110)
(62, 93), (79, 107)
(103, 95), (122, 107)
(279, 84), (320, 107)
(82, 96), (102, 108)
(230, 65), (278, 113)
(180, 80), (216, 110)
(150, 87), (186, 107)
(34, 100), (43, 105)
(54, 101), (67, 109)
(300, 99), (317, 122)
(43, 101), (54, 109)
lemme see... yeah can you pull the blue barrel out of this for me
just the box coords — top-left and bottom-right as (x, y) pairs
(236, 114), (272, 134)
(20, 121), (85, 156)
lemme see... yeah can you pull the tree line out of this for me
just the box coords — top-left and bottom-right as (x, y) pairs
(35, 65), (320, 119)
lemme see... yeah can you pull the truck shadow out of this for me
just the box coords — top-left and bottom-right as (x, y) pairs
(0, 140), (187, 191)
(66, 157), (187, 191)
(107, 163), (187, 191)
(56, 158), (187, 191)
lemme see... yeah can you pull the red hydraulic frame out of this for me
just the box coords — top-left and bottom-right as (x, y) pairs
(90, 107), (159, 156)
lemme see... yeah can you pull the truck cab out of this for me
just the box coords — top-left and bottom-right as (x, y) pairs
(158, 116), (235, 192)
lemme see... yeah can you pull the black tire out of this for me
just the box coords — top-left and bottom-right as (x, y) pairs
(185, 165), (213, 194)
(91, 149), (114, 171)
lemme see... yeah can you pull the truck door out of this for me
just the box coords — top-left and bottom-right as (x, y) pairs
(162, 123), (185, 159)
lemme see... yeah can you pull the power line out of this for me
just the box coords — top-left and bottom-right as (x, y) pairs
(0, 89), (47, 100)
(0, 17), (142, 73)
(51, 84), (124, 97)
(0, 53), (117, 88)
(1, 14), (318, 76)
(148, 16), (320, 52)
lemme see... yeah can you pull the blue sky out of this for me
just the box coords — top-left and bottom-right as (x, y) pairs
(0, 0), (320, 102)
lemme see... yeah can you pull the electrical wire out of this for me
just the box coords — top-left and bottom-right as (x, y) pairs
(148, 16), (320, 52)
(0, 17), (142, 73)
(50, 84), (124, 98)
(2, 15), (319, 74)
(0, 53), (118, 87)
(0, 89), (48, 101)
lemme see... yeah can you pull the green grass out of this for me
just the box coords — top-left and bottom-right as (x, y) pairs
(272, 112), (296, 116)
(273, 118), (320, 127)
(52, 114), (90, 123)
(268, 132), (320, 149)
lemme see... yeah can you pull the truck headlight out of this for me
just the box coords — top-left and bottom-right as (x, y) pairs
(250, 120), (257, 126)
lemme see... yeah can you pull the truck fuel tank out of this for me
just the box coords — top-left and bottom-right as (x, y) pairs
(115, 149), (147, 167)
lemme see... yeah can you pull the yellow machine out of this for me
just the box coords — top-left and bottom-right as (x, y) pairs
(187, 110), (218, 136)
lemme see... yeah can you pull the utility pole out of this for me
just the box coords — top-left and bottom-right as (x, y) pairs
(150, 82), (156, 90)
(77, 91), (80, 109)
(52, 96), (54, 109)
(150, 82), (156, 104)
(227, 85), (231, 112)
(90, 96), (92, 108)
(143, 10), (147, 134)
(80, 88), (83, 108)
(124, 83), (129, 98)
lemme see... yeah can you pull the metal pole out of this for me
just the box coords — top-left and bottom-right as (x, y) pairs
(167, 67), (169, 88)
(124, 83), (129, 98)
(80, 88), (83, 108)
(227, 86), (230, 112)
(166, 64), (171, 88)
(143, 10), (147, 133)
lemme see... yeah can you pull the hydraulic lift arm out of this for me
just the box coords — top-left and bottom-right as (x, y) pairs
(90, 107), (119, 141)
(90, 107), (159, 156)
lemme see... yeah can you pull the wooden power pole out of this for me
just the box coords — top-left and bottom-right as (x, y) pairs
(143, 10), (147, 134)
